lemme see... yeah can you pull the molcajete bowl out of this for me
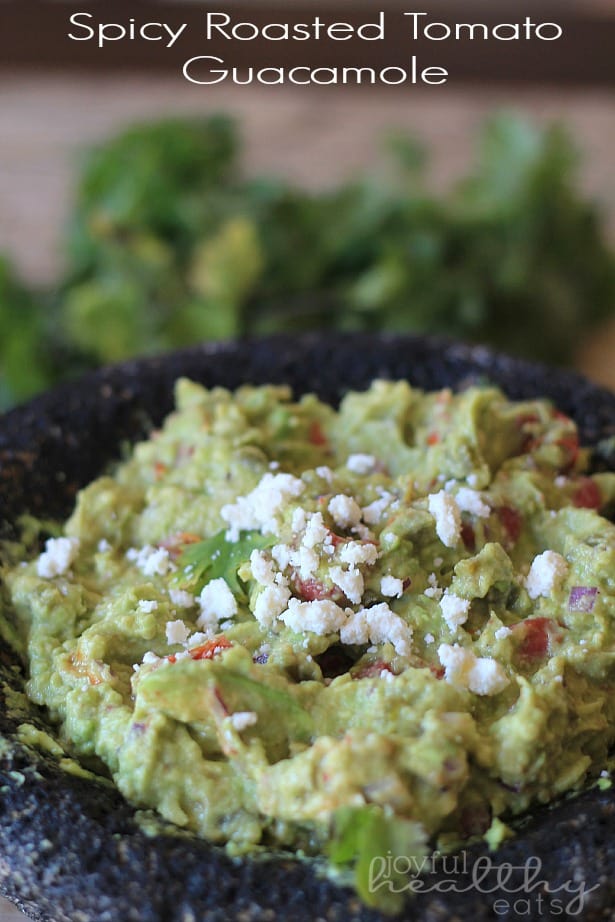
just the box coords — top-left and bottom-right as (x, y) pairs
(1, 332), (614, 922)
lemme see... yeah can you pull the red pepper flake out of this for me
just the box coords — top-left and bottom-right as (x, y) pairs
(154, 462), (168, 481)
(427, 431), (440, 446)
(308, 421), (328, 447)
(189, 636), (233, 661)
(572, 478), (602, 510)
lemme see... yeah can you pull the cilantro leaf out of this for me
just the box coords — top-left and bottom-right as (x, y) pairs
(176, 529), (275, 600)
(328, 806), (428, 915)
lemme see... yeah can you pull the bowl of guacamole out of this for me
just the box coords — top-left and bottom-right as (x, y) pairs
(1, 333), (614, 921)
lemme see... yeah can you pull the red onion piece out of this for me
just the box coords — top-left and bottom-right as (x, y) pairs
(568, 586), (598, 612)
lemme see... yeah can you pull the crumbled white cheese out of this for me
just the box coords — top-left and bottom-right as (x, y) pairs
(271, 543), (293, 571)
(221, 472), (305, 540)
(315, 465), (334, 483)
(138, 599), (159, 614)
(351, 523), (374, 542)
(126, 545), (172, 577)
(438, 644), (509, 695)
(230, 711), (258, 732)
(166, 619), (189, 645)
(466, 473), (479, 488)
(455, 487), (490, 518)
(433, 556), (444, 567)
(554, 475), (568, 488)
(290, 545), (319, 580)
(428, 491), (461, 548)
(362, 495), (393, 526)
(250, 549), (276, 587)
(424, 632), (435, 645)
(291, 507), (307, 534)
(329, 565), (364, 605)
(302, 512), (328, 549)
(380, 575), (404, 598)
(253, 584), (291, 628)
(424, 572), (443, 601)
(186, 631), (212, 648)
(364, 604), (413, 656)
(346, 453), (377, 475)
(328, 494), (363, 529)
(439, 591), (470, 630)
(197, 578), (238, 629)
(142, 651), (162, 666)
(340, 603), (413, 656)
(339, 608), (369, 645)
(36, 537), (80, 579)
(494, 626), (512, 641)
(168, 588), (195, 609)
(280, 598), (348, 635)
(380, 669), (395, 682)
(97, 538), (111, 553)
(526, 550), (569, 600)
(339, 541), (379, 567)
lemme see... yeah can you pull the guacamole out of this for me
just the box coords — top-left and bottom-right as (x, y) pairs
(2, 379), (615, 900)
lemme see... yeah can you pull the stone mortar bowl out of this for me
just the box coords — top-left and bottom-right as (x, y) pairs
(0, 333), (614, 922)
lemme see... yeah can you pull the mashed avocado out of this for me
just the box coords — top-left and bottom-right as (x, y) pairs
(2, 379), (615, 904)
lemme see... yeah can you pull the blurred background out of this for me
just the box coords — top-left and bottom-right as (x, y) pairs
(0, 0), (614, 917)
(0, 0), (614, 415)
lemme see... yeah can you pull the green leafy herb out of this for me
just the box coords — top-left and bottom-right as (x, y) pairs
(328, 806), (428, 915)
(2, 112), (614, 408)
(176, 529), (275, 600)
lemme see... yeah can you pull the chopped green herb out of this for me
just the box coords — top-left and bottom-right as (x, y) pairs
(176, 529), (275, 599)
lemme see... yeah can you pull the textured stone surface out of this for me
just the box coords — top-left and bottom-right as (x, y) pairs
(0, 333), (614, 922)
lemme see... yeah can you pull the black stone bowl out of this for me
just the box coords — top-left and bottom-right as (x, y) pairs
(1, 333), (615, 922)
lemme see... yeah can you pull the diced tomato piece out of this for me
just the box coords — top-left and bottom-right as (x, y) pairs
(572, 478), (602, 510)
(427, 431), (440, 446)
(353, 660), (394, 679)
(556, 433), (579, 472)
(324, 529), (346, 549)
(293, 576), (340, 602)
(308, 421), (328, 447)
(189, 636), (233, 661)
(496, 506), (523, 546)
(512, 618), (560, 661)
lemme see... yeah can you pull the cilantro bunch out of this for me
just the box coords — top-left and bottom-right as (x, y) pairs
(1, 112), (613, 411)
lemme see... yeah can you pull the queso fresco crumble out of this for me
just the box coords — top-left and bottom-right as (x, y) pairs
(2, 378), (615, 897)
